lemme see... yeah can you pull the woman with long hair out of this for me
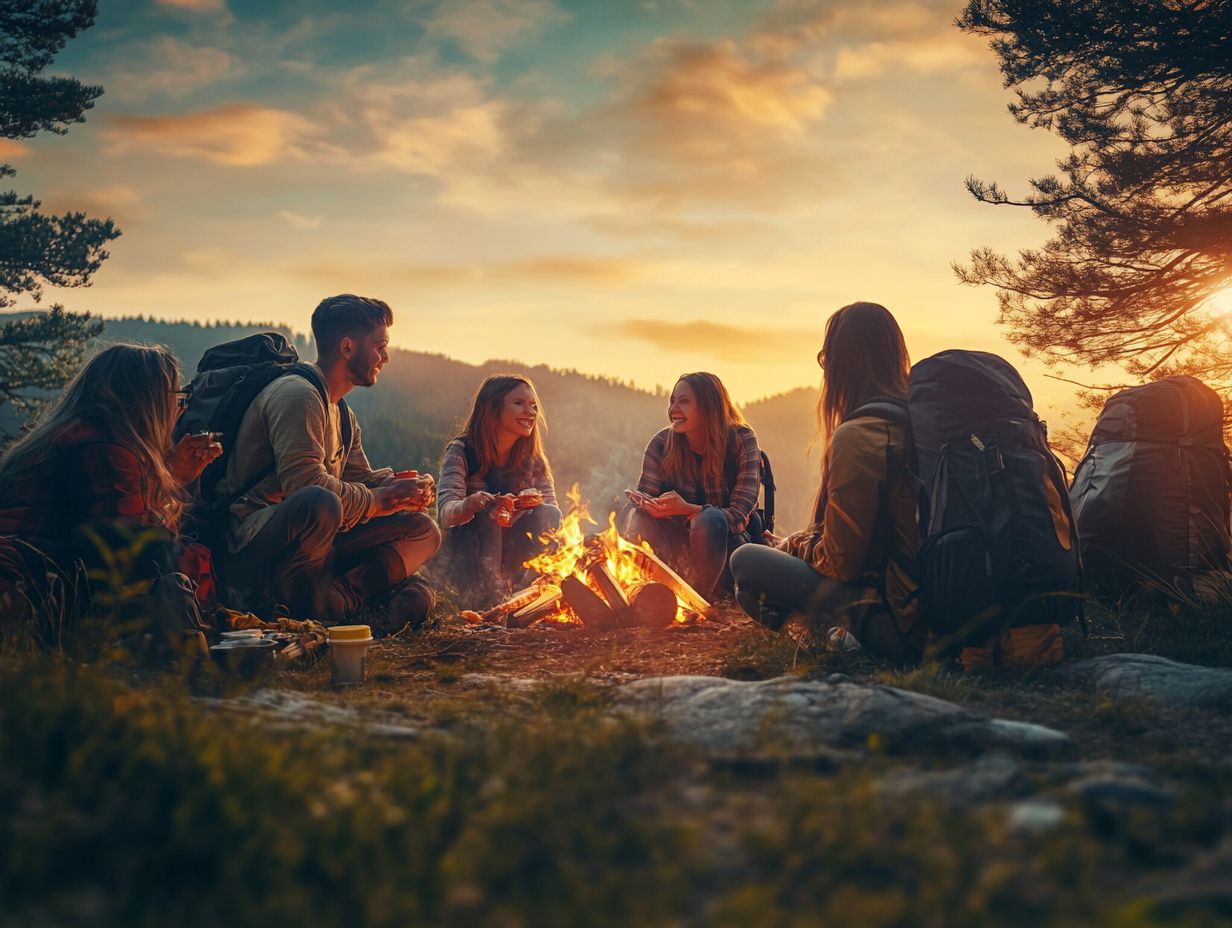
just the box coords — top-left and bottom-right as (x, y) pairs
(622, 372), (763, 601)
(729, 302), (925, 664)
(0, 343), (221, 649)
(436, 374), (561, 607)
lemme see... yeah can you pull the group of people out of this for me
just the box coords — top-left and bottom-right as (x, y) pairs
(0, 294), (926, 665)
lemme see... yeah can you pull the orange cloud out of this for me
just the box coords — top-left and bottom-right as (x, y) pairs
(627, 39), (832, 133)
(108, 38), (237, 100)
(104, 104), (317, 166)
(42, 184), (143, 226)
(156, 0), (226, 11)
(0, 139), (29, 160)
(428, 0), (567, 62)
(603, 318), (819, 363)
(834, 34), (987, 81)
(294, 255), (644, 289)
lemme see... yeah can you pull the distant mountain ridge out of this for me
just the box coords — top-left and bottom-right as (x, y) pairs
(20, 315), (822, 532)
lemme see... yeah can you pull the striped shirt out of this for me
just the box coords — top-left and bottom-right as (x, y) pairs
(437, 439), (557, 527)
(635, 424), (762, 534)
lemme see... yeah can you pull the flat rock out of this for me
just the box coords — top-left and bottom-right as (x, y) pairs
(618, 675), (1073, 758)
(1005, 799), (1066, 834)
(202, 689), (420, 739)
(1053, 654), (1232, 710)
(875, 753), (1028, 806)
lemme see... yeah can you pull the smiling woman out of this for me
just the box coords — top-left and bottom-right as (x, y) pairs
(621, 372), (765, 601)
(436, 375), (561, 608)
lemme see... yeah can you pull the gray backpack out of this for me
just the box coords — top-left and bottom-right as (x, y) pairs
(1070, 376), (1230, 592)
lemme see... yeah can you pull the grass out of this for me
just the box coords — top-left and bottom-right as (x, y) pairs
(4, 591), (1232, 926)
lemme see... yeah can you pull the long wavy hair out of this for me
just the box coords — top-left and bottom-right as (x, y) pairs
(810, 302), (910, 515)
(661, 372), (747, 490)
(0, 343), (186, 529)
(453, 374), (552, 481)
(813, 302), (910, 445)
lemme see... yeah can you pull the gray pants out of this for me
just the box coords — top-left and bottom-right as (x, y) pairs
(729, 544), (921, 665)
(223, 486), (442, 622)
(444, 504), (562, 608)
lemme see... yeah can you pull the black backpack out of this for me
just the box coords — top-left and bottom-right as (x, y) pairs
(1070, 376), (1230, 592)
(722, 443), (777, 538)
(853, 350), (1082, 650)
(174, 332), (350, 547)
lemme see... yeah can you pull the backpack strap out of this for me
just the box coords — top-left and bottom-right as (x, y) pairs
(847, 396), (909, 426)
(760, 450), (776, 534)
(223, 367), (350, 507)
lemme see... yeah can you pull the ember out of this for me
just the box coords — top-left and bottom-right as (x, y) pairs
(469, 485), (710, 629)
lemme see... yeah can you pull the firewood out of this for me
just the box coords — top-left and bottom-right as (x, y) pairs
(587, 560), (630, 611)
(561, 575), (617, 629)
(479, 584), (545, 623)
(628, 581), (676, 628)
(626, 546), (710, 614)
(506, 585), (563, 629)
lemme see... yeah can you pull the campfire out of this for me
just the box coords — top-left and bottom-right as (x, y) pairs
(463, 487), (710, 630)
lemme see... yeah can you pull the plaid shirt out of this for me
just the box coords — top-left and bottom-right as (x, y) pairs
(0, 422), (156, 563)
(636, 424), (762, 534)
(437, 439), (557, 527)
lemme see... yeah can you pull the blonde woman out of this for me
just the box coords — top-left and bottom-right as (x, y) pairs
(730, 302), (925, 664)
(622, 372), (763, 600)
(437, 374), (560, 607)
(0, 343), (220, 648)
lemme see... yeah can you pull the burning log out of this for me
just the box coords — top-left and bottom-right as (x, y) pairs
(626, 546), (710, 615)
(587, 560), (631, 618)
(506, 585), (563, 629)
(465, 583), (559, 626)
(627, 581), (676, 628)
(560, 575), (617, 629)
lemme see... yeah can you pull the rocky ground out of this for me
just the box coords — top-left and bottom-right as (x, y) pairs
(210, 604), (1232, 923)
(7, 603), (1232, 926)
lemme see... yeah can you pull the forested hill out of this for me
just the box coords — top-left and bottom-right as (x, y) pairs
(96, 318), (819, 531)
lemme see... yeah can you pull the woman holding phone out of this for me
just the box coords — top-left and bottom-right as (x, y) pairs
(729, 302), (925, 664)
(437, 374), (561, 608)
(622, 372), (763, 601)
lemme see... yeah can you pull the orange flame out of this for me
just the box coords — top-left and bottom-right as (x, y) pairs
(521, 484), (703, 625)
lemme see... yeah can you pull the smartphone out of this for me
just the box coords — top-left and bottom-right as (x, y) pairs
(193, 431), (222, 442)
(624, 489), (650, 508)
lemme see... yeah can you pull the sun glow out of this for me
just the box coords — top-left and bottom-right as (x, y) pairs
(1209, 287), (1232, 315)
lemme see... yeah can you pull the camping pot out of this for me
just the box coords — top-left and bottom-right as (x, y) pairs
(210, 638), (277, 677)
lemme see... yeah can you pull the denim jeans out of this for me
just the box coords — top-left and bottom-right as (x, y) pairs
(729, 543), (921, 665)
(621, 505), (755, 600)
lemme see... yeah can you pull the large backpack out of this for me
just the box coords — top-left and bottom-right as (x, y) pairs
(174, 332), (350, 548)
(854, 350), (1082, 651)
(1069, 376), (1230, 592)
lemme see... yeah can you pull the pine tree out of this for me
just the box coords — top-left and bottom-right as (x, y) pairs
(954, 0), (1232, 386)
(0, 0), (114, 430)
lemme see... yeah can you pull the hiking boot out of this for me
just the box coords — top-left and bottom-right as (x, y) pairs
(827, 626), (863, 653)
(381, 575), (435, 636)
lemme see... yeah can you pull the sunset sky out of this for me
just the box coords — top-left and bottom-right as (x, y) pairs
(15, 0), (1083, 414)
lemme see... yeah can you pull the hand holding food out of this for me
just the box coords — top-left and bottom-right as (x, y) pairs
(170, 431), (223, 483)
(465, 490), (496, 516)
(513, 487), (543, 510)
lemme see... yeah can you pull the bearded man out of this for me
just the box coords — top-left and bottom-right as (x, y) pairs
(216, 294), (440, 631)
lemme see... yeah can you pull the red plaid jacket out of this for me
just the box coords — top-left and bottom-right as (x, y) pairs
(0, 422), (156, 564)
